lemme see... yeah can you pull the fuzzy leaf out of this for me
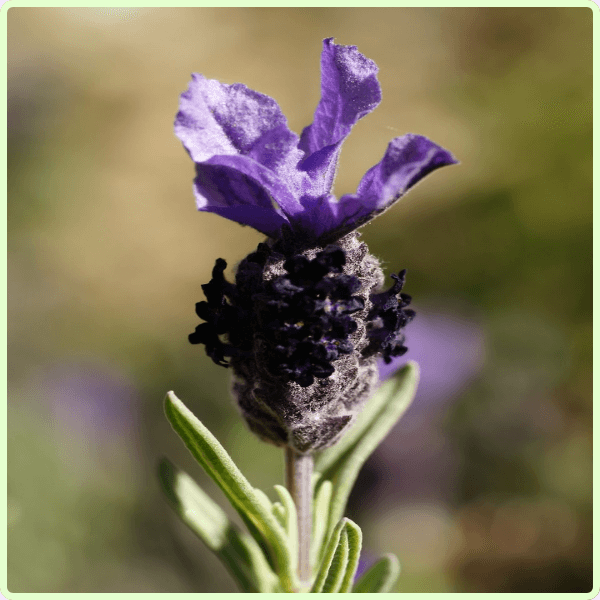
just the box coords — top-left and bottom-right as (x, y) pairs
(314, 362), (419, 539)
(158, 458), (279, 592)
(164, 391), (296, 591)
(274, 484), (299, 573)
(311, 479), (333, 568)
(272, 501), (286, 529)
(353, 553), (400, 593)
(323, 528), (349, 593)
(338, 518), (362, 592)
(311, 517), (362, 593)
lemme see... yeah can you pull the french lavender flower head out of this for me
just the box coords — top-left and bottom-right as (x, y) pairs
(176, 38), (456, 454)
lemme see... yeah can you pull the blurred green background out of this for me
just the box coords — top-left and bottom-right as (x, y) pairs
(8, 7), (592, 593)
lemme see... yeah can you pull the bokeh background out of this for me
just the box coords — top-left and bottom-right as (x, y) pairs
(8, 7), (592, 593)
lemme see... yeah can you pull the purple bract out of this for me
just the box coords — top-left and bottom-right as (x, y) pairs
(175, 38), (457, 243)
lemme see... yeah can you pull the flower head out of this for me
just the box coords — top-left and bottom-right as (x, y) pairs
(177, 39), (456, 453)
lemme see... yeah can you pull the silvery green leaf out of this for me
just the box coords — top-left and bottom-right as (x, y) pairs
(311, 479), (333, 568)
(311, 517), (362, 593)
(311, 519), (347, 594)
(314, 362), (419, 539)
(338, 518), (362, 593)
(272, 501), (286, 529)
(352, 553), (400, 593)
(164, 391), (296, 591)
(274, 484), (299, 573)
(158, 458), (279, 593)
(324, 528), (349, 593)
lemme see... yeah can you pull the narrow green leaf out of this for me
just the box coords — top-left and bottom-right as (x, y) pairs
(314, 363), (419, 538)
(322, 528), (349, 593)
(311, 517), (362, 593)
(158, 458), (279, 593)
(338, 519), (362, 593)
(251, 486), (282, 568)
(253, 487), (276, 515)
(352, 554), (400, 593)
(311, 479), (332, 568)
(274, 484), (298, 573)
(164, 392), (295, 591)
(311, 518), (346, 593)
(272, 501), (286, 529)
(159, 457), (229, 551)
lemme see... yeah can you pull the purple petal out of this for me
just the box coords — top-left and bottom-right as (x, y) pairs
(246, 123), (300, 173)
(354, 134), (458, 204)
(288, 192), (340, 241)
(176, 74), (309, 234)
(298, 38), (382, 195)
(175, 74), (299, 164)
(306, 134), (457, 241)
(300, 38), (381, 153)
(193, 159), (291, 236)
(199, 154), (304, 218)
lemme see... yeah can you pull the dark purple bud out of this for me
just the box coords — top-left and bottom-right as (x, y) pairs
(189, 232), (414, 453)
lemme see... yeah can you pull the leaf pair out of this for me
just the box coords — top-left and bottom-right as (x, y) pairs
(311, 517), (362, 592)
(159, 361), (419, 592)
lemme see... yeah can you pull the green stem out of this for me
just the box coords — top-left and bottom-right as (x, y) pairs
(285, 447), (313, 588)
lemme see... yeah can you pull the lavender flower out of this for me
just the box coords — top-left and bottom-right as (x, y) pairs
(176, 38), (456, 453)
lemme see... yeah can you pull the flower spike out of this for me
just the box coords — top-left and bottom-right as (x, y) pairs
(178, 38), (457, 453)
